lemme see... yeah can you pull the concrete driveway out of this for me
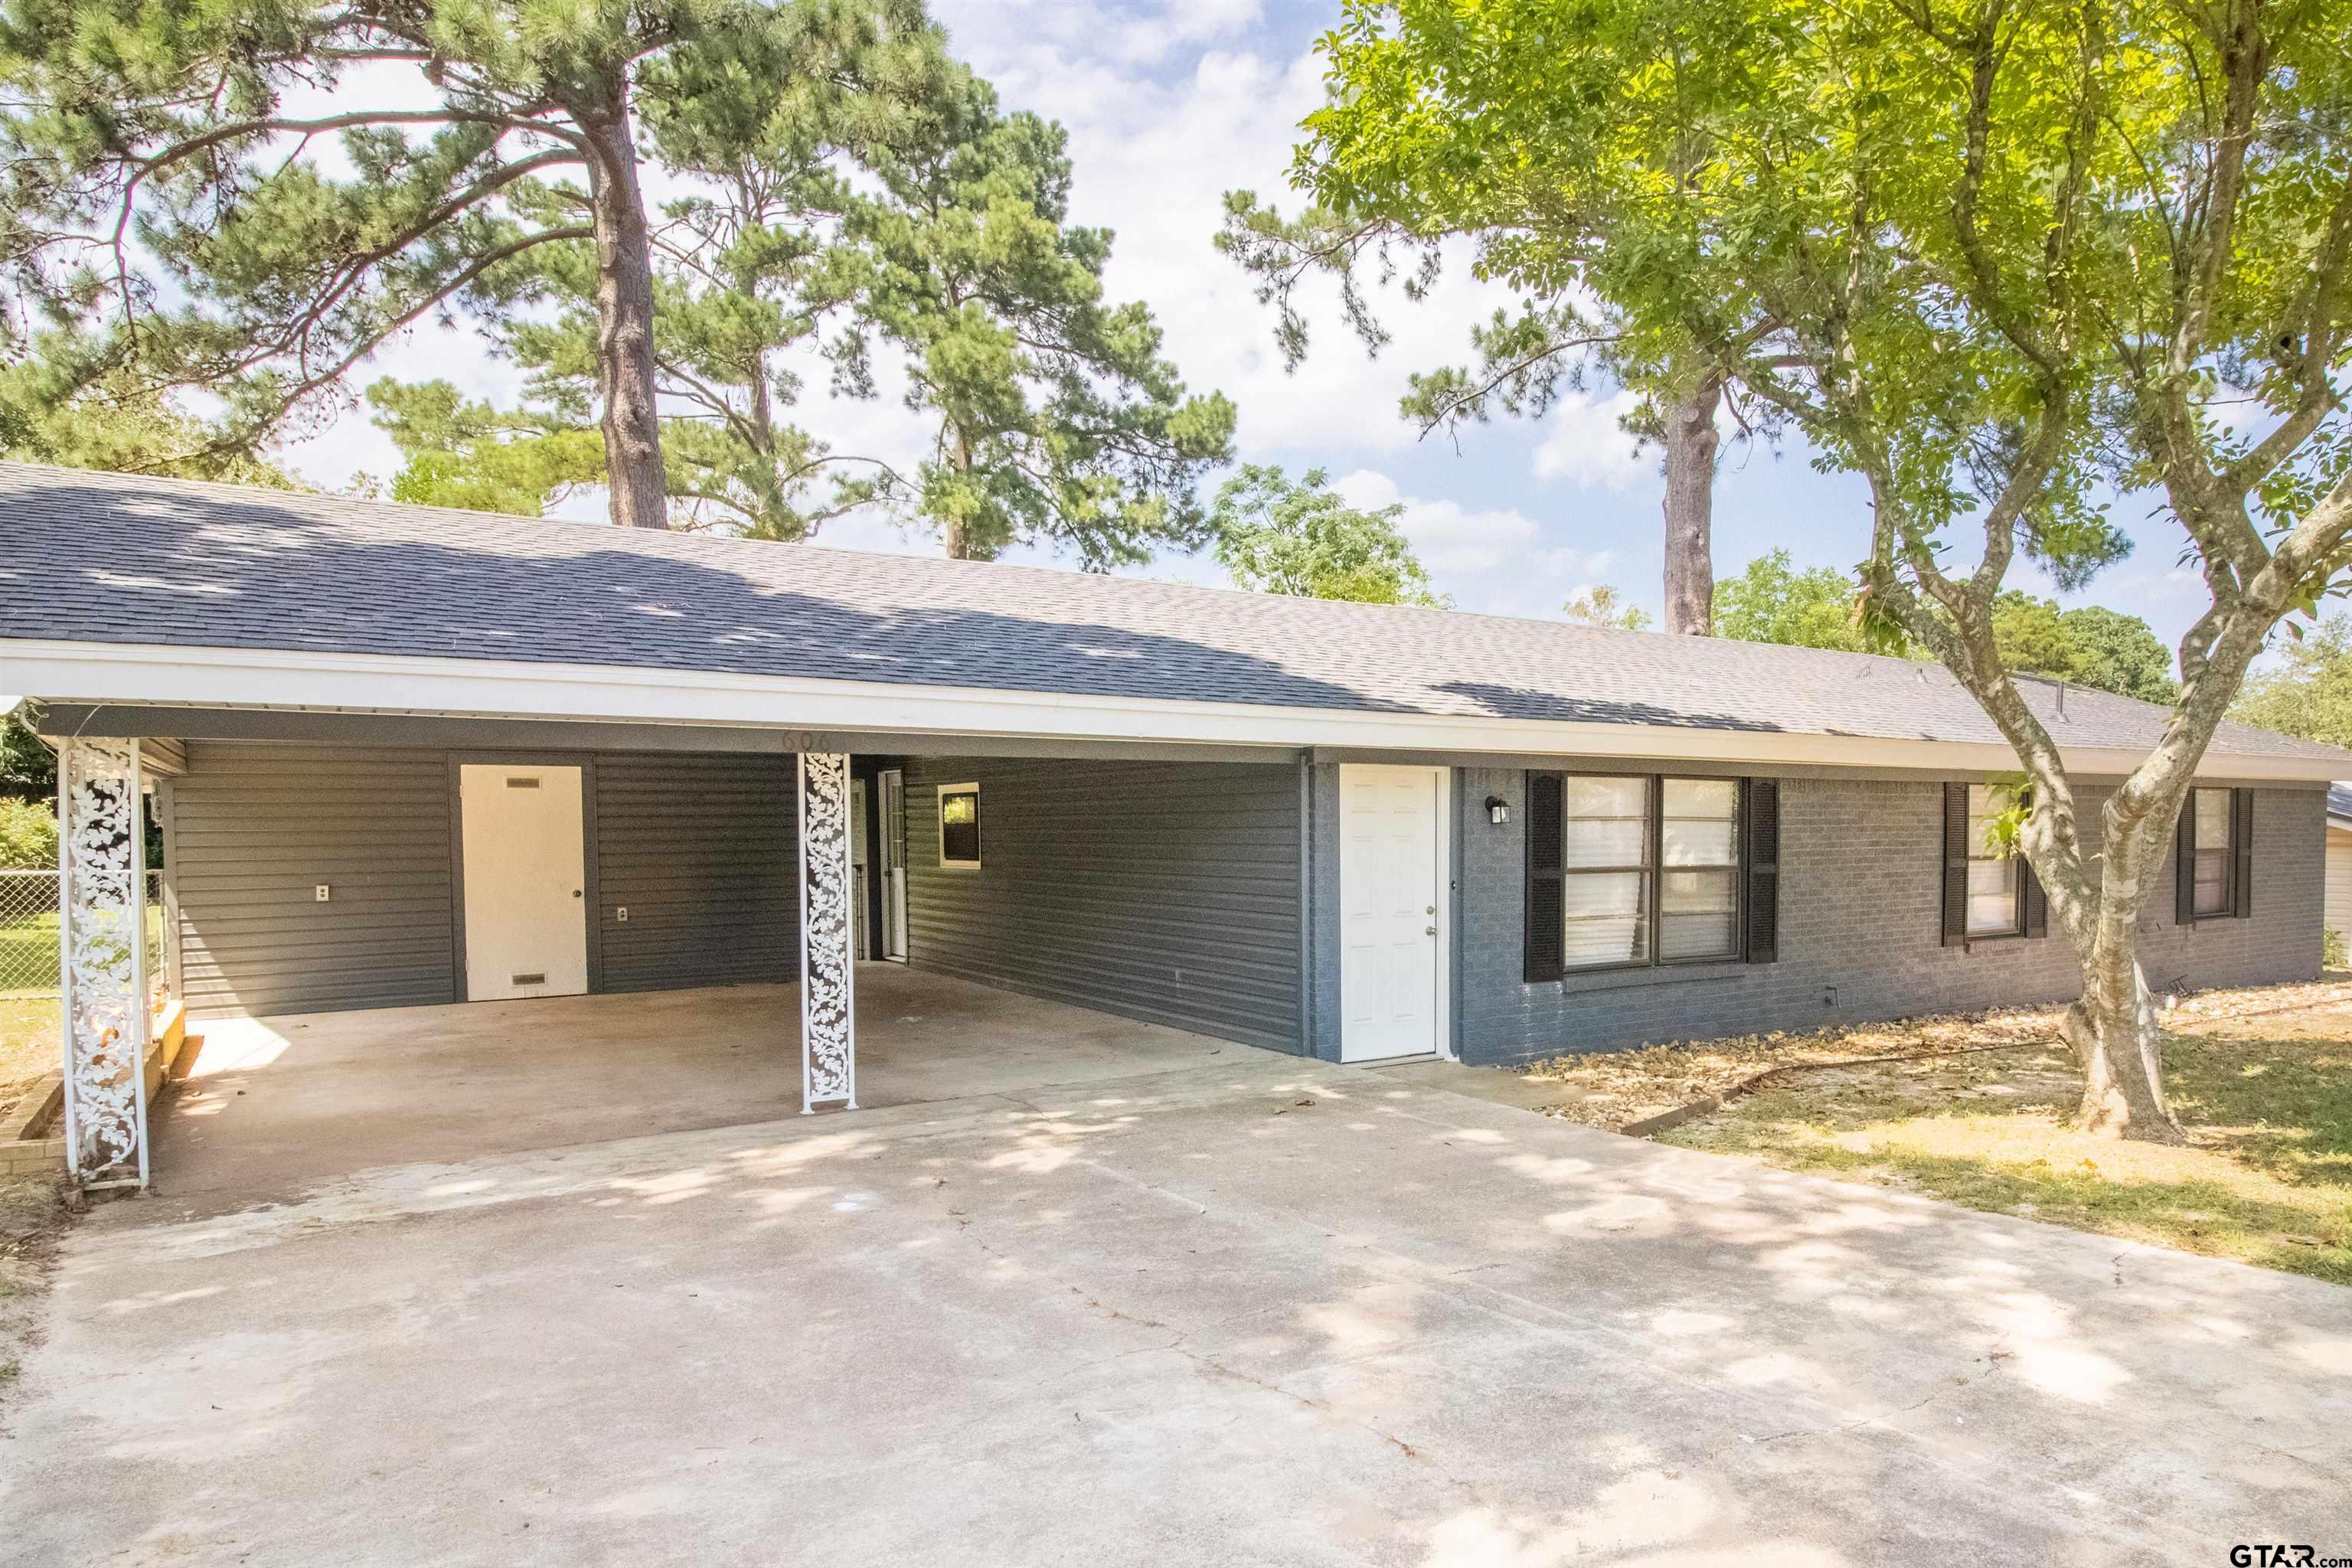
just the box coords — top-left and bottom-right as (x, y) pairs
(5, 1050), (2348, 1566)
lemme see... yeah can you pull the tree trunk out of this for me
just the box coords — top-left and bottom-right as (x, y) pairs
(943, 425), (980, 559)
(2041, 799), (2188, 1144)
(1660, 370), (1722, 635)
(577, 75), (668, 531)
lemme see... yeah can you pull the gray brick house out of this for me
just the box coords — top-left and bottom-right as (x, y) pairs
(4, 462), (2340, 1184)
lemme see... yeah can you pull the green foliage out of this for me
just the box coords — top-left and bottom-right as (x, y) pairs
(1209, 465), (1442, 607)
(363, 12), (947, 534)
(364, 380), (605, 517)
(842, 70), (1235, 567)
(2327, 928), (2349, 973)
(0, 360), (298, 486)
(1295, 0), (2349, 693)
(1989, 595), (2178, 704)
(0, 715), (55, 805)
(1712, 550), (1867, 653)
(2233, 617), (2352, 750)
(0, 0), (939, 514)
(1715, 556), (2177, 701)
(0, 798), (55, 869)
(1560, 585), (1650, 632)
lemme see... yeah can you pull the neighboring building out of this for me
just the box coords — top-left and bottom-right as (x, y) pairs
(4, 463), (2343, 1178)
(2328, 785), (2352, 962)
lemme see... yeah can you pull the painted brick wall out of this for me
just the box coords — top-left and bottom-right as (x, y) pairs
(1453, 768), (2323, 1066)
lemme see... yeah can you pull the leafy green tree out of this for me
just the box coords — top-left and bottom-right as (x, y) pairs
(0, 713), (56, 805)
(362, 380), (606, 516)
(1561, 585), (1650, 631)
(364, 18), (942, 534)
(1304, 0), (2352, 1141)
(1210, 465), (1442, 606)
(2234, 618), (2352, 752)
(0, 0), (936, 528)
(1712, 550), (1867, 652)
(1220, 0), (1799, 636)
(0, 358), (299, 488)
(0, 796), (57, 868)
(844, 70), (1235, 567)
(1990, 595), (2178, 704)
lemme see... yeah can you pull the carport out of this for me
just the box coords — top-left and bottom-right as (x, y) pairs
(154, 965), (1242, 1203)
(34, 716), (1309, 1189)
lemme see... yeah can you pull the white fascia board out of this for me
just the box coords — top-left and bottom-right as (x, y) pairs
(2, 635), (2343, 782)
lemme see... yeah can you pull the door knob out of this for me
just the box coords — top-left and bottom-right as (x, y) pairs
(572, 889), (583, 898)
(1425, 925), (1438, 936)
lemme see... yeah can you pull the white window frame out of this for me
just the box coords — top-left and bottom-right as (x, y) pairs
(937, 782), (982, 871)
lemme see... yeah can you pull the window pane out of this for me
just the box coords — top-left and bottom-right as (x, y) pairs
(1965, 859), (2017, 935)
(1963, 783), (2022, 933)
(1660, 867), (1738, 959)
(1563, 870), (1648, 966)
(2195, 846), (2230, 916)
(940, 788), (980, 864)
(1661, 779), (1739, 867)
(2195, 788), (2233, 846)
(1562, 776), (1648, 868)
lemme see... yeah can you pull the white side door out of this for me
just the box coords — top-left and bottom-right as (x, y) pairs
(850, 778), (871, 959)
(459, 763), (588, 1001)
(1338, 764), (1448, 1061)
(878, 769), (909, 961)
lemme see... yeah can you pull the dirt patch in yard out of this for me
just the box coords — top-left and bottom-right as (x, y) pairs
(0, 995), (60, 1124)
(1530, 978), (2352, 1285)
(0, 1172), (67, 1421)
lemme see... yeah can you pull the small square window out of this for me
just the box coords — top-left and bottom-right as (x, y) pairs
(938, 784), (981, 869)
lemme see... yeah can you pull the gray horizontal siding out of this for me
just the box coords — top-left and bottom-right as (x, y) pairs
(172, 743), (456, 1018)
(901, 757), (1302, 1050)
(594, 754), (796, 993)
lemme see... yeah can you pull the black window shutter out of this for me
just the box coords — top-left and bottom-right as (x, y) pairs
(2232, 787), (2255, 919)
(2175, 799), (2198, 927)
(1941, 782), (1970, 947)
(1524, 772), (1565, 982)
(1742, 778), (1779, 963)
(2023, 860), (2048, 937)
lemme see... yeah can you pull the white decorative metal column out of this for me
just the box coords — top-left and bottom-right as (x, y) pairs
(57, 737), (151, 1187)
(797, 752), (857, 1112)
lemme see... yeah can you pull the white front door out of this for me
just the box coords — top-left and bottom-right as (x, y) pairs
(459, 763), (588, 1001)
(1339, 764), (1448, 1061)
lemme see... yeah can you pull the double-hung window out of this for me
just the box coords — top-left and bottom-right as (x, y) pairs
(1547, 775), (1746, 972)
(1963, 784), (2027, 938)
(2191, 788), (2234, 918)
(1940, 782), (2044, 946)
(2175, 786), (2252, 925)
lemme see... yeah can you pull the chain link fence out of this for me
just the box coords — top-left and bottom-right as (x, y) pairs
(0, 866), (167, 1004)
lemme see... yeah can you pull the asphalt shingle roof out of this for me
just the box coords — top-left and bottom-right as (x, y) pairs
(1, 462), (2340, 762)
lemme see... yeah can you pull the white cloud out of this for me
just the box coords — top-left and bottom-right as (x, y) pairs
(1331, 468), (1631, 620)
(1533, 389), (1649, 489)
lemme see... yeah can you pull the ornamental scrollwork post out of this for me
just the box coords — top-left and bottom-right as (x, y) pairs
(57, 737), (151, 1187)
(798, 753), (856, 1112)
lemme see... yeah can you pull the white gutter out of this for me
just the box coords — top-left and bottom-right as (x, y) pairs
(2, 635), (2342, 782)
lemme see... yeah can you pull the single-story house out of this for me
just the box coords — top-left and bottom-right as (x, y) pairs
(5, 462), (2343, 1185)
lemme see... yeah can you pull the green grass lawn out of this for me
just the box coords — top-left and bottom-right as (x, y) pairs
(1638, 986), (2352, 1285)
(0, 910), (59, 995)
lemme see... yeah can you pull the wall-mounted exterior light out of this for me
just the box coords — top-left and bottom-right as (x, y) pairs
(1485, 795), (1511, 826)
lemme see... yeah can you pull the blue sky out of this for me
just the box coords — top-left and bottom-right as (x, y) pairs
(275, 0), (2211, 648)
